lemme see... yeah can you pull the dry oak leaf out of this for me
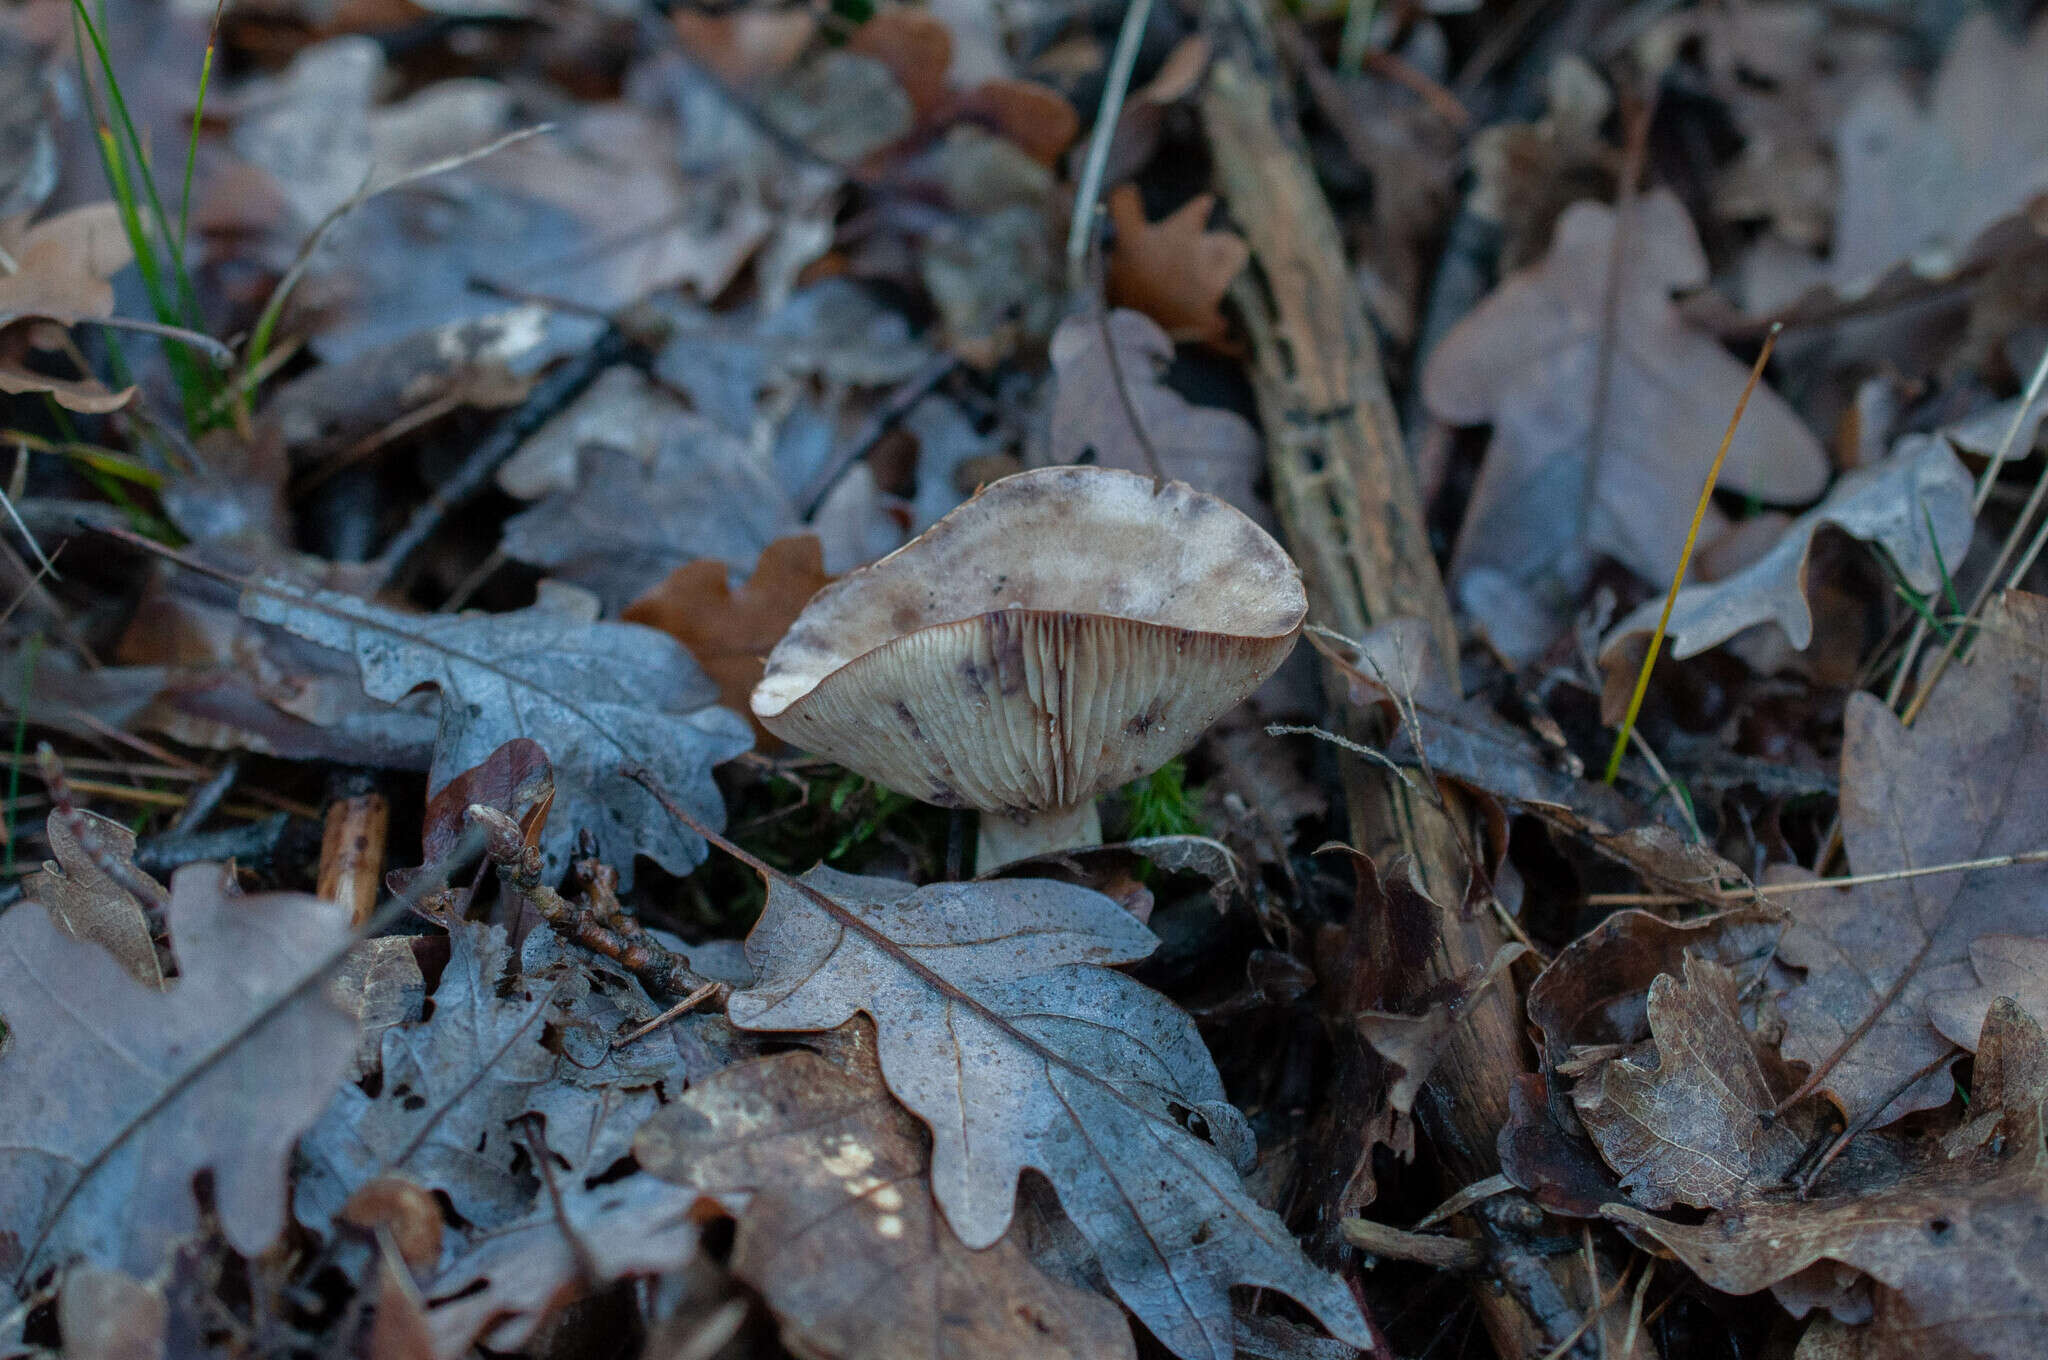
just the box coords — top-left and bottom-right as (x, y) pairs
(1424, 189), (1827, 602)
(724, 867), (1370, 1360)
(22, 809), (164, 988)
(0, 864), (357, 1282)
(1821, 12), (2048, 296)
(1572, 956), (1807, 1211)
(623, 534), (832, 749)
(1929, 936), (2048, 1054)
(1048, 309), (1265, 521)
(1600, 432), (1977, 664)
(1775, 590), (2048, 1127)
(0, 202), (136, 412)
(1106, 185), (1250, 346)
(636, 1047), (1139, 1360)
(420, 1089), (695, 1359)
(1609, 998), (2048, 1360)
(239, 577), (752, 881)
(293, 918), (652, 1236)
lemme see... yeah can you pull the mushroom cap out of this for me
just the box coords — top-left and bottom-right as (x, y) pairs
(753, 465), (1306, 817)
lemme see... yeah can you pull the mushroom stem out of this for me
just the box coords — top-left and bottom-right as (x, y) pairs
(975, 801), (1103, 873)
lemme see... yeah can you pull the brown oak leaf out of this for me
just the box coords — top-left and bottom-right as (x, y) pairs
(1106, 185), (1250, 346)
(1609, 998), (2048, 1360)
(1776, 591), (2048, 1127)
(623, 535), (832, 749)
(637, 1043), (1138, 1360)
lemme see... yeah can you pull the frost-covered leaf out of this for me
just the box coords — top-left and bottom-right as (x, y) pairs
(724, 867), (1369, 1360)
(238, 578), (752, 879)
(296, 919), (632, 1234)
(0, 865), (356, 1281)
(1777, 592), (2048, 1126)
(637, 1047), (1139, 1360)
(1602, 434), (1978, 661)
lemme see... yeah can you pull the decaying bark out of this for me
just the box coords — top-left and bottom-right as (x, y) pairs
(1199, 4), (1648, 1354)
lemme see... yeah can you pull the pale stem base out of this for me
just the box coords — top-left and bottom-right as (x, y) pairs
(975, 801), (1103, 873)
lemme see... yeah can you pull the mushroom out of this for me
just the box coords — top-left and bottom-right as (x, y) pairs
(752, 465), (1307, 869)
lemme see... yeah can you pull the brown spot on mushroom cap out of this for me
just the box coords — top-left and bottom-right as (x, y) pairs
(753, 466), (1306, 816)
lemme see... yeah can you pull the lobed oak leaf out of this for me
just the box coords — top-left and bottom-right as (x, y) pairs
(1106, 185), (1250, 346)
(1572, 956), (1807, 1210)
(238, 577), (752, 881)
(0, 203), (136, 412)
(1928, 936), (2048, 1054)
(419, 1091), (697, 1358)
(636, 1045), (1138, 1360)
(1821, 13), (2048, 297)
(1600, 432), (1979, 664)
(623, 535), (832, 749)
(1423, 190), (1827, 634)
(22, 810), (164, 988)
(0, 864), (357, 1282)
(721, 866), (1369, 1360)
(1048, 309), (1265, 521)
(1775, 591), (2048, 1127)
(1608, 998), (2048, 1360)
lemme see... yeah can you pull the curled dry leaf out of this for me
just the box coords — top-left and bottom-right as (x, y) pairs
(1106, 186), (1250, 346)
(623, 534), (833, 749)
(636, 1045), (1138, 1360)
(0, 864), (357, 1282)
(22, 809), (165, 988)
(1423, 190), (1827, 628)
(1047, 309), (1266, 519)
(724, 866), (1369, 1360)
(238, 577), (752, 880)
(1609, 999), (2048, 1360)
(1776, 591), (2048, 1127)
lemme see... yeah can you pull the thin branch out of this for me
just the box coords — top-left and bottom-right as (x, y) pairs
(1584, 846), (2048, 906)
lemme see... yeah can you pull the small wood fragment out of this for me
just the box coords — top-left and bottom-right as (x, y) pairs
(318, 793), (389, 927)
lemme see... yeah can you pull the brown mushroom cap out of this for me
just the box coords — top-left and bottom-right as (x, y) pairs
(753, 466), (1306, 820)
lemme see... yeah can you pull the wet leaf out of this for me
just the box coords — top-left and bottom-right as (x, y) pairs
(1776, 591), (2048, 1126)
(723, 866), (1369, 1360)
(637, 1045), (1138, 1360)
(238, 577), (752, 880)
(0, 864), (357, 1280)
(1423, 190), (1828, 624)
